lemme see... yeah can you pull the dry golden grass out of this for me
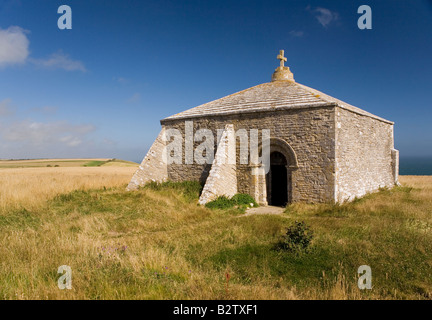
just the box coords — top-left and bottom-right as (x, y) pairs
(399, 175), (432, 189)
(0, 167), (137, 212)
(0, 158), (139, 169)
(0, 159), (109, 168)
(0, 158), (111, 163)
(0, 172), (431, 300)
(101, 161), (139, 167)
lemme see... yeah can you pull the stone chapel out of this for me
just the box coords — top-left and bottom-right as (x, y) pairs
(128, 50), (399, 206)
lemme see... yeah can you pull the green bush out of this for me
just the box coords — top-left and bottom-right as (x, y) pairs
(205, 196), (233, 209)
(231, 193), (258, 207)
(205, 193), (258, 211)
(277, 221), (313, 253)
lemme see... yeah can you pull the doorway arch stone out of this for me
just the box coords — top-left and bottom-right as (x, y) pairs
(267, 138), (298, 206)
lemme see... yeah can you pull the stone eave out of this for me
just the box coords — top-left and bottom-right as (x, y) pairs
(160, 102), (394, 125)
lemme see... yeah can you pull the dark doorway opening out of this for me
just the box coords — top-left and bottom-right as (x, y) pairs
(268, 151), (288, 206)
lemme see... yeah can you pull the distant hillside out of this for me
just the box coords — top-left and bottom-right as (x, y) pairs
(0, 158), (139, 169)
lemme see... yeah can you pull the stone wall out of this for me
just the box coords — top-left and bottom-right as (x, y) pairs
(335, 107), (397, 202)
(162, 106), (337, 203)
(127, 128), (168, 190)
(129, 104), (397, 204)
(198, 124), (238, 204)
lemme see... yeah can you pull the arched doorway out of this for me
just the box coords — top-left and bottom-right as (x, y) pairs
(262, 138), (298, 206)
(267, 151), (288, 206)
(253, 137), (297, 206)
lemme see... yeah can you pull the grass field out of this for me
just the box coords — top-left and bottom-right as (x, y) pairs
(0, 163), (431, 299)
(0, 158), (138, 169)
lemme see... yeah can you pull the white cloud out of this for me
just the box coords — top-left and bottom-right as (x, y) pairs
(0, 26), (30, 66)
(30, 51), (86, 72)
(0, 98), (15, 116)
(289, 30), (304, 38)
(0, 25), (86, 72)
(103, 138), (117, 146)
(30, 106), (58, 115)
(127, 93), (141, 103)
(307, 6), (339, 28)
(59, 135), (82, 147)
(113, 76), (128, 84)
(1, 120), (95, 147)
(0, 118), (126, 159)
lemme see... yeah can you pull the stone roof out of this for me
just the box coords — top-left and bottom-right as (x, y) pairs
(162, 50), (393, 124)
(161, 80), (393, 124)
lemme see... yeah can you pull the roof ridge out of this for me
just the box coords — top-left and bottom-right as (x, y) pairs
(166, 82), (269, 119)
(195, 82), (269, 107)
(294, 82), (393, 123)
(162, 81), (393, 124)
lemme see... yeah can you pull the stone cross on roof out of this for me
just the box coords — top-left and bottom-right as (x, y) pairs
(272, 49), (294, 82)
(277, 50), (287, 67)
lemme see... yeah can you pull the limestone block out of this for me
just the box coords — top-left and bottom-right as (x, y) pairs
(198, 124), (237, 205)
(126, 128), (168, 190)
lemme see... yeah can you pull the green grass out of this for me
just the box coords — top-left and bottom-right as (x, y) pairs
(205, 193), (258, 212)
(0, 179), (431, 299)
(84, 159), (139, 167)
(83, 160), (108, 167)
(142, 180), (203, 202)
(0, 158), (138, 168)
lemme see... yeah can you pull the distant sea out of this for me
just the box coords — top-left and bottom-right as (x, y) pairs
(133, 157), (432, 176)
(400, 157), (432, 176)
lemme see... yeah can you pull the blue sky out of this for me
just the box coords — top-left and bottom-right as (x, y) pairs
(0, 0), (431, 162)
